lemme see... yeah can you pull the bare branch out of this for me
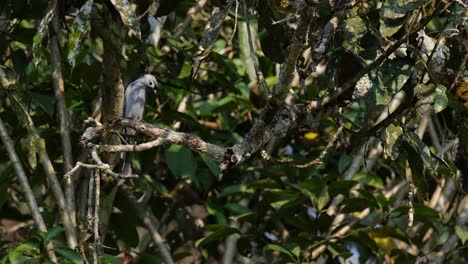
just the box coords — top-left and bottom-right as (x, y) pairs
(242, 0), (269, 97)
(81, 118), (226, 161)
(93, 169), (101, 264)
(49, 5), (76, 228)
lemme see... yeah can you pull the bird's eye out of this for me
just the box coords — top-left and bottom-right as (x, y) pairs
(149, 81), (154, 86)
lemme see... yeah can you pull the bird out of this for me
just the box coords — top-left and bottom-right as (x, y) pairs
(122, 74), (158, 176)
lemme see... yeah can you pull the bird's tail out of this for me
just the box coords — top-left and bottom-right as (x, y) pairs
(122, 151), (133, 177)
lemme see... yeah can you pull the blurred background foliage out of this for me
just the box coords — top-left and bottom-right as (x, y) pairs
(0, 0), (467, 263)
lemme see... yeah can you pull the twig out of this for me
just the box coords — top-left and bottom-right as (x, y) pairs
(91, 146), (138, 179)
(66, 160), (138, 180)
(228, 0), (239, 44)
(312, 0), (359, 60)
(49, 5), (76, 229)
(94, 138), (165, 153)
(271, 15), (297, 25)
(242, 0), (269, 97)
(295, 126), (343, 168)
(93, 169), (100, 264)
(448, 48), (468, 91)
(261, 126), (343, 168)
(0, 117), (58, 262)
(174, 0), (208, 38)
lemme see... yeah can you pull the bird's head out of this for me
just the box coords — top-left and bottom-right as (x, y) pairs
(141, 74), (158, 94)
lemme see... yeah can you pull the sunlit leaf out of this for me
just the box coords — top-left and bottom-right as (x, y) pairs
(193, 1), (233, 78)
(380, 0), (426, 38)
(32, 0), (57, 65)
(405, 131), (437, 171)
(67, 0), (94, 68)
(355, 172), (384, 189)
(455, 225), (468, 245)
(8, 242), (40, 262)
(384, 123), (404, 160)
(434, 85), (448, 113)
(109, 0), (141, 39)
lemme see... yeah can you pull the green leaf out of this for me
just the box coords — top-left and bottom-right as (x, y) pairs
(384, 123), (404, 160)
(220, 184), (252, 197)
(328, 180), (358, 197)
(404, 143), (429, 199)
(27, 92), (55, 118)
(344, 15), (367, 44)
(195, 226), (239, 247)
(405, 131), (437, 171)
(99, 254), (121, 264)
(44, 226), (64, 245)
(338, 154), (352, 174)
(67, 0), (93, 67)
(55, 247), (82, 264)
(414, 205), (439, 219)
(165, 145), (197, 180)
(354, 172), (384, 189)
(341, 198), (378, 213)
(193, 2), (233, 78)
(178, 61), (192, 78)
(200, 154), (220, 176)
(434, 85), (448, 113)
(109, 0), (141, 39)
(263, 244), (294, 259)
(455, 225), (468, 245)
(224, 203), (251, 214)
(327, 244), (353, 260)
(380, 0), (425, 38)
(9, 242), (40, 262)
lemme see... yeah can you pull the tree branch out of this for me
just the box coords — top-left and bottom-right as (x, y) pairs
(220, 2), (319, 170)
(81, 118), (226, 161)
(49, 5), (76, 228)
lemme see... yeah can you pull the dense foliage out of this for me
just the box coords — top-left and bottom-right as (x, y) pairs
(0, 0), (467, 263)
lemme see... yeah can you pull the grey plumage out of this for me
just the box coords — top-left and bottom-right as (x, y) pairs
(122, 74), (158, 176)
